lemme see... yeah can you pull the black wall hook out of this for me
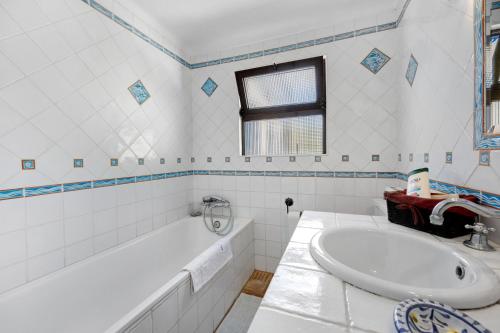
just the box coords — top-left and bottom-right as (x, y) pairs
(285, 197), (294, 213)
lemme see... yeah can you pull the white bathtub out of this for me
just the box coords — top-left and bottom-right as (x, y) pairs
(0, 216), (254, 333)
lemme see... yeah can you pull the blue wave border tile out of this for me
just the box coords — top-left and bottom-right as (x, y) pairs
(63, 181), (92, 192)
(25, 184), (62, 197)
(0, 188), (24, 200)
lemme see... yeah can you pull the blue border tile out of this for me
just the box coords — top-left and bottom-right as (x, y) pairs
(25, 185), (62, 197)
(93, 179), (116, 188)
(63, 181), (92, 192)
(137, 175), (152, 182)
(116, 177), (136, 185)
(0, 188), (23, 200)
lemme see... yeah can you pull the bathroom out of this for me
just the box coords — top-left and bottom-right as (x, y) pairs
(0, 0), (499, 332)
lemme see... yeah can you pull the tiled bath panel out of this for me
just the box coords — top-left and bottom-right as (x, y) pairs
(0, 176), (191, 294)
(123, 222), (254, 333)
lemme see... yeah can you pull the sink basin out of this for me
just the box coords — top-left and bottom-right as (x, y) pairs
(310, 226), (500, 309)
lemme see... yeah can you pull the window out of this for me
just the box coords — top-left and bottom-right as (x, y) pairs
(235, 56), (326, 156)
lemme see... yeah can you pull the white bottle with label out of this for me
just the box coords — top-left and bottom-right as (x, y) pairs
(407, 167), (431, 198)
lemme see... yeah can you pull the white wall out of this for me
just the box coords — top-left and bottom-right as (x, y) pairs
(0, 0), (192, 293)
(190, 28), (404, 271)
(396, 0), (500, 193)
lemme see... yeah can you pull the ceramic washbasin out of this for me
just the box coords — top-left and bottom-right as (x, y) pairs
(310, 226), (500, 309)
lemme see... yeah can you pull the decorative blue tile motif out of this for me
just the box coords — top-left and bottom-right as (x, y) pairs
(63, 182), (92, 192)
(342, 155), (349, 162)
(110, 158), (118, 166)
(191, 157), (195, 163)
(25, 185), (61, 197)
(405, 54), (418, 86)
(245, 157), (251, 162)
(479, 151), (490, 166)
(289, 156), (296, 162)
(0, 188), (23, 200)
(424, 153), (429, 163)
(372, 154), (380, 162)
(409, 153), (413, 162)
(201, 78), (218, 96)
(361, 48), (390, 74)
(446, 152), (453, 164)
(22, 159), (35, 170)
(74, 159), (84, 168)
(266, 156), (272, 162)
(128, 80), (150, 105)
(315, 156), (322, 162)
(225, 157), (230, 163)
(177, 158), (181, 163)
(138, 158), (144, 165)
(94, 179), (116, 188)
(160, 158), (165, 165)
(481, 192), (500, 209)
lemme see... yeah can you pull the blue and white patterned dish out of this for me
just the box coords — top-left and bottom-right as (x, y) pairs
(394, 299), (491, 333)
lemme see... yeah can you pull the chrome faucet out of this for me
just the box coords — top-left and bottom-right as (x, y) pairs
(430, 198), (499, 251)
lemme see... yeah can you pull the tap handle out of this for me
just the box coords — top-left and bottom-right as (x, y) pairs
(465, 223), (496, 234)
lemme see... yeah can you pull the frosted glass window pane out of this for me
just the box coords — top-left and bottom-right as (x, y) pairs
(243, 67), (317, 109)
(244, 115), (323, 156)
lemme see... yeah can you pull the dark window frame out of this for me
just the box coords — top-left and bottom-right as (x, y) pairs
(235, 56), (327, 155)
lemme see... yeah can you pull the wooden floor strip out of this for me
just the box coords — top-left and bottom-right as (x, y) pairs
(241, 270), (274, 298)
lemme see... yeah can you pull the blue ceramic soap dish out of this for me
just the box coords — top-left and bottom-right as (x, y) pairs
(394, 298), (491, 333)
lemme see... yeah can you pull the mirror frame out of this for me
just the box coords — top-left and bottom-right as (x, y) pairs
(474, 0), (500, 150)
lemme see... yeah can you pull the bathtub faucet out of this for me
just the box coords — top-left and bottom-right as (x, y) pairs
(430, 198), (498, 251)
(201, 196), (233, 236)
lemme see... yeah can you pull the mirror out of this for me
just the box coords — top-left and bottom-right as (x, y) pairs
(475, 0), (500, 149)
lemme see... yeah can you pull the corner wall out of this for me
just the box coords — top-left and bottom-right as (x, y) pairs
(0, 0), (192, 293)
(396, 0), (500, 193)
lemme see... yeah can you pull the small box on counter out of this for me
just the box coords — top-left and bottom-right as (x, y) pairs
(384, 190), (479, 238)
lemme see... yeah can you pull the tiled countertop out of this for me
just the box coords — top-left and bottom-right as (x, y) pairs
(247, 211), (500, 333)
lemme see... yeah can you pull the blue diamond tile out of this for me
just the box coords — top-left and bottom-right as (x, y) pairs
(406, 54), (418, 86)
(201, 77), (218, 96)
(361, 48), (390, 74)
(128, 80), (150, 105)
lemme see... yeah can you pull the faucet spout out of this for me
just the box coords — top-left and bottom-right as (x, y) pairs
(430, 198), (500, 226)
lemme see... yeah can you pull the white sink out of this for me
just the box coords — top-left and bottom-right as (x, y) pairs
(310, 226), (500, 309)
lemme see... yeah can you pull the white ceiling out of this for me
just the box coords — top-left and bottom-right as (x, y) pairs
(118, 0), (404, 56)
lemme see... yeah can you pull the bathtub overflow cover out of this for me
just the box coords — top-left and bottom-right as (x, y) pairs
(214, 220), (221, 229)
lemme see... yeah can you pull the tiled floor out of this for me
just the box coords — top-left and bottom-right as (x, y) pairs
(215, 294), (262, 333)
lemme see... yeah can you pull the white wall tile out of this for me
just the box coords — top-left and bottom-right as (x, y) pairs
(27, 249), (64, 281)
(26, 193), (63, 226)
(26, 220), (64, 257)
(0, 34), (50, 75)
(0, 230), (26, 268)
(1, 0), (50, 31)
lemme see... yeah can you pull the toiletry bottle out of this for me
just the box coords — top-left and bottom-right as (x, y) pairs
(407, 168), (431, 198)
